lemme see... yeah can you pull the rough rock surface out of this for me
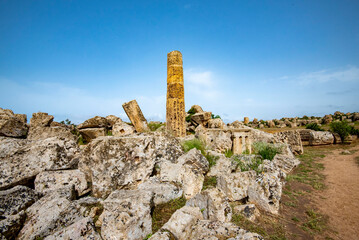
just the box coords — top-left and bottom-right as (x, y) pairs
(196, 126), (232, 152)
(309, 131), (334, 146)
(35, 170), (88, 196)
(0, 137), (79, 190)
(105, 115), (121, 127)
(186, 188), (232, 222)
(188, 220), (263, 239)
(208, 118), (226, 129)
(78, 116), (109, 129)
(207, 155), (233, 177)
(112, 121), (135, 136)
(30, 112), (54, 127)
(17, 187), (82, 240)
(0, 210), (26, 239)
(79, 134), (183, 198)
(274, 130), (303, 155)
(217, 171), (256, 201)
(0, 108), (28, 138)
(44, 217), (102, 240)
(248, 172), (283, 214)
(272, 154), (300, 174)
(191, 112), (212, 126)
(99, 189), (153, 240)
(177, 148), (209, 174)
(27, 126), (76, 141)
(162, 206), (203, 240)
(233, 204), (260, 222)
(148, 231), (172, 240)
(79, 128), (107, 142)
(138, 177), (182, 205)
(0, 186), (41, 216)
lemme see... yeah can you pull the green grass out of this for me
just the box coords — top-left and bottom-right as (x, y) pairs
(202, 176), (217, 190)
(302, 209), (327, 233)
(292, 216), (300, 222)
(148, 122), (164, 131)
(151, 196), (186, 233)
(107, 130), (113, 136)
(205, 153), (219, 168)
(224, 149), (233, 158)
(181, 139), (206, 155)
(232, 156), (264, 174)
(253, 142), (282, 160)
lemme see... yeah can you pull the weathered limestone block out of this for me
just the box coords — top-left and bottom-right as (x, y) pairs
(189, 105), (203, 113)
(77, 116), (109, 129)
(272, 154), (300, 174)
(0, 210), (26, 239)
(196, 127), (232, 153)
(177, 148), (209, 174)
(248, 172), (283, 214)
(112, 121), (135, 136)
(208, 118), (226, 129)
(27, 126), (76, 141)
(233, 204), (260, 222)
(191, 112), (212, 127)
(0, 137), (79, 190)
(162, 206), (203, 240)
(217, 171), (256, 201)
(148, 231), (172, 240)
(30, 112), (54, 127)
(309, 131), (334, 145)
(352, 112), (359, 121)
(0, 186), (41, 216)
(79, 127), (106, 142)
(229, 120), (245, 129)
(253, 118), (258, 124)
(188, 220), (263, 239)
(186, 188), (232, 222)
(17, 187), (82, 240)
(79, 134), (183, 198)
(43, 217), (101, 240)
(35, 170), (88, 196)
(274, 130), (303, 155)
(166, 50), (186, 137)
(122, 99), (149, 132)
(298, 129), (312, 146)
(267, 120), (275, 128)
(207, 156), (235, 177)
(105, 115), (121, 127)
(138, 177), (183, 206)
(232, 130), (252, 155)
(99, 189), (153, 240)
(159, 161), (204, 199)
(0, 108), (28, 138)
(322, 115), (333, 124)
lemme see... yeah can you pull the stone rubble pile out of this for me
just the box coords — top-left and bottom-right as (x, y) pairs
(0, 106), (306, 240)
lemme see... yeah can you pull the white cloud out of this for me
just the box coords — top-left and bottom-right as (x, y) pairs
(289, 66), (359, 85)
(184, 69), (221, 100)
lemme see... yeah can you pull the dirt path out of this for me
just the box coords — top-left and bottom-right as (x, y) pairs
(313, 144), (359, 240)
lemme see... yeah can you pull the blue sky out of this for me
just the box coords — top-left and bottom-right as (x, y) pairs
(1, 0), (358, 123)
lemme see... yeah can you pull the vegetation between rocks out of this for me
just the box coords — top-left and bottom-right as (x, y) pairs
(151, 196), (186, 233)
(306, 123), (324, 131)
(253, 142), (282, 161)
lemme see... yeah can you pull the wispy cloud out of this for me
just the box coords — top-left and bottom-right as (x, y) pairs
(0, 78), (166, 123)
(184, 69), (222, 100)
(283, 66), (359, 85)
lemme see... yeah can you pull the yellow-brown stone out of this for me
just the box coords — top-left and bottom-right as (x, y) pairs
(122, 100), (149, 133)
(244, 117), (249, 124)
(166, 51), (186, 137)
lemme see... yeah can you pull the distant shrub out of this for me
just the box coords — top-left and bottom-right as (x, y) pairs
(181, 138), (206, 155)
(148, 122), (163, 131)
(253, 142), (281, 161)
(306, 123), (324, 131)
(349, 125), (359, 137)
(187, 107), (196, 114)
(211, 114), (221, 119)
(330, 121), (351, 143)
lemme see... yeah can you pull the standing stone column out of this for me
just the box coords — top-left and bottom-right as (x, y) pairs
(166, 50), (186, 137)
(122, 100), (149, 132)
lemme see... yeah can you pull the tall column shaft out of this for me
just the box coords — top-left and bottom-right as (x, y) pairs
(166, 51), (186, 137)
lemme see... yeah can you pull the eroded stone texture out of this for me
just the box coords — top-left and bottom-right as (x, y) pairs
(0, 108), (28, 138)
(166, 50), (186, 137)
(0, 137), (79, 190)
(122, 100), (149, 133)
(30, 112), (54, 127)
(99, 189), (153, 240)
(244, 117), (249, 124)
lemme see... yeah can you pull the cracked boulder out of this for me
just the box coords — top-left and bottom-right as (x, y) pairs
(0, 108), (28, 138)
(99, 189), (153, 240)
(0, 137), (79, 190)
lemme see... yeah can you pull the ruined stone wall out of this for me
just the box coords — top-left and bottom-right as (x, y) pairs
(166, 51), (186, 137)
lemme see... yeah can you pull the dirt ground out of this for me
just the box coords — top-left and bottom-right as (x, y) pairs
(312, 143), (359, 240)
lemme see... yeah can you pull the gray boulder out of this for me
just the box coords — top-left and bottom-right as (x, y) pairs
(0, 137), (79, 190)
